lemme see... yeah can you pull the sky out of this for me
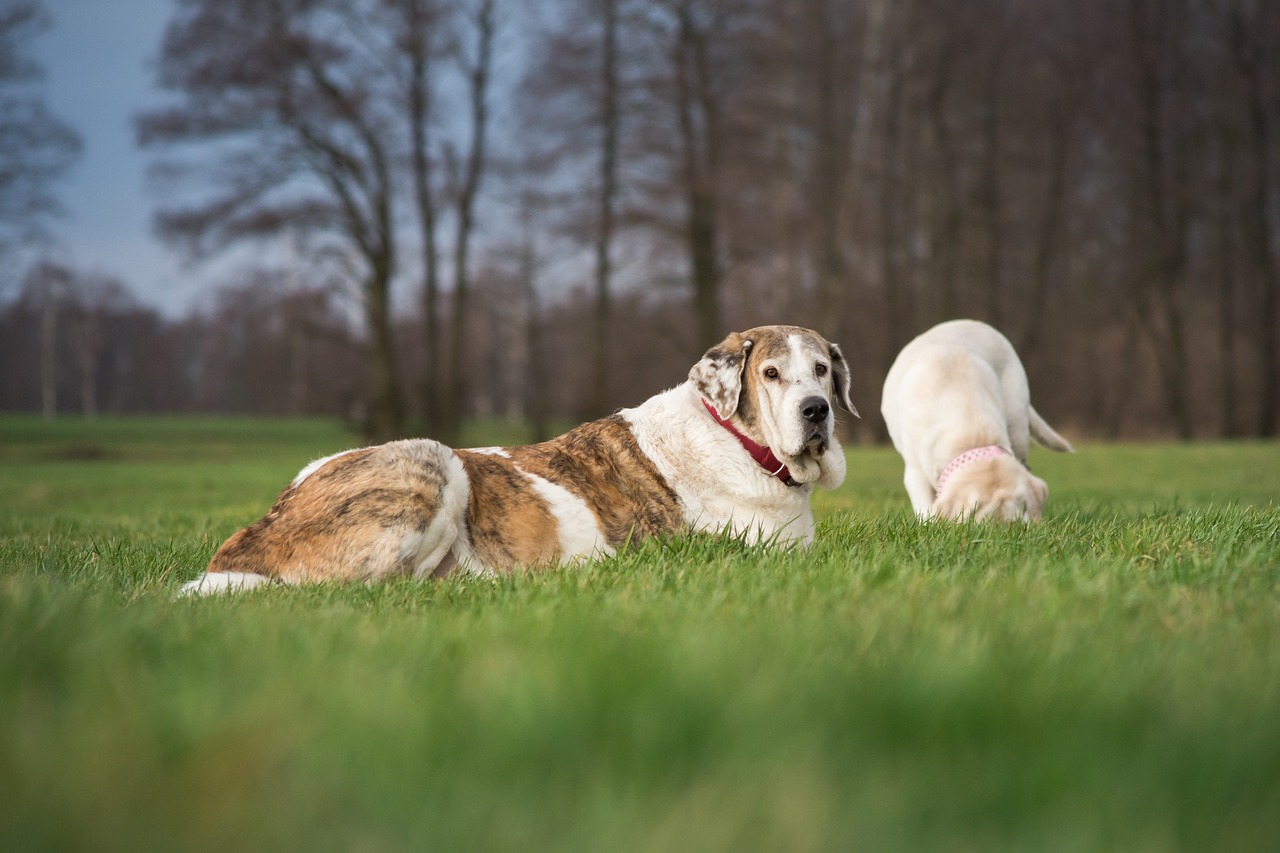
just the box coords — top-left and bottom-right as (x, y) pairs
(33, 0), (211, 317)
(29, 0), (539, 320)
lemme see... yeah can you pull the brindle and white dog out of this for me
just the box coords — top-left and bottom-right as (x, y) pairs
(181, 325), (857, 594)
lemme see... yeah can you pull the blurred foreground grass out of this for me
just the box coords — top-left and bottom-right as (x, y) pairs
(1, 415), (1278, 851)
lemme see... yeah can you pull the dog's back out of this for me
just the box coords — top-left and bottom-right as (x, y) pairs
(884, 320), (1071, 462)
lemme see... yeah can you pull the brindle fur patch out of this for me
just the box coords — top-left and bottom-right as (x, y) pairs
(207, 442), (452, 583)
(503, 415), (684, 548)
(733, 326), (795, 434)
(454, 450), (562, 569)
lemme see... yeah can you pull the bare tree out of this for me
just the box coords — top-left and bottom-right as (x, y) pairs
(441, 0), (495, 444)
(393, 0), (449, 434)
(1120, 0), (1196, 438)
(24, 259), (68, 418)
(0, 1), (81, 264)
(589, 0), (621, 419)
(138, 0), (407, 441)
(8, 0), (1258, 442)
(1219, 0), (1280, 435)
(67, 272), (133, 418)
(671, 0), (725, 349)
(521, 0), (634, 418)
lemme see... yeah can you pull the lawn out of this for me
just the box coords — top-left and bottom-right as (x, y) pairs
(1, 415), (1278, 851)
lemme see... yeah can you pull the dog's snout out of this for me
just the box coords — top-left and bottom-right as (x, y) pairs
(801, 396), (830, 424)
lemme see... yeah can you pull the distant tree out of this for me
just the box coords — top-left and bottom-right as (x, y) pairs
(65, 271), (134, 418)
(662, 0), (735, 350)
(443, 0), (496, 445)
(522, 0), (635, 419)
(22, 259), (69, 418)
(138, 0), (407, 441)
(1217, 0), (1280, 436)
(393, 0), (450, 435)
(0, 1), (81, 267)
(5, 261), (163, 417)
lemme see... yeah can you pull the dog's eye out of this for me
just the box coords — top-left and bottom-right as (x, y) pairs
(815, 363), (828, 377)
(763, 367), (779, 380)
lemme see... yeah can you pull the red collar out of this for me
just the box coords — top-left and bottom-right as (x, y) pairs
(701, 399), (799, 487)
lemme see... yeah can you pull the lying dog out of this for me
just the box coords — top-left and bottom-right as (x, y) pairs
(880, 319), (1073, 521)
(182, 325), (857, 594)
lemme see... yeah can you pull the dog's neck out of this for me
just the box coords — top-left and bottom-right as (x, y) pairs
(936, 444), (1009, 490)
(700, 398), (800, 487)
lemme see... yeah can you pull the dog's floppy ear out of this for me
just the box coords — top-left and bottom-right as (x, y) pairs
(828, 342), (859, 417)
(689, 332), (753, 419)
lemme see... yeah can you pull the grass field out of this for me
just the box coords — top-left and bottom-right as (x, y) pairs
(2, 414), (1278, 851)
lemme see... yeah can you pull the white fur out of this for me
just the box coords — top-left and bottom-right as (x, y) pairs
(292, 448), (361, 487)
(518, 468), (614, 561)
(178, 571), (271, 596)
(880, 319), (1072, 519)
(624, 382), (831, 546)
(468, 447), (510, 457)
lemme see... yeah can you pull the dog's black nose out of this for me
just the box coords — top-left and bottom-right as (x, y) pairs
(801, 396), (830, 424)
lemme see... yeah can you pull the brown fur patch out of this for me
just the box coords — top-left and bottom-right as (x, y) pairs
(454, 451), (562, 569)
(207, 442), (451, 583)
(503, 415), (684, 547)
(733, 326), (792, 434)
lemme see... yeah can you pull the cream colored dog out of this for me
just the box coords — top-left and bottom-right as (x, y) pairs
(880, 319), (1073, 521)
(182, 325), (856, 595)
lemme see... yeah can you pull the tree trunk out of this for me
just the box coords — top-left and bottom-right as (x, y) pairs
(445, 0), (494, 446)
(1018, 102), (1072, 370)
(366, 261), (404, 443)
(518, 192), (551, 444)
(979, 47), (1005, 330)
(812, 0), (850, 343)
(1213, 128), (1241, 438)
(587, 0), (619, 419)
(1237, 28), (1280, 436)
(41, 290), (57, 421)
(879, 62), (908, 381)
(1128, 0), (1194, 439)
(924, 43), (961, 326)
(407, 0), (444, 434)
(675, 3), (722, 350)
(78, 310), (99, 418)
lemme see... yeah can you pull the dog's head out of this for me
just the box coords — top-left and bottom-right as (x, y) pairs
(689, 325), (857, 487)
(931, 456), (1049, 522)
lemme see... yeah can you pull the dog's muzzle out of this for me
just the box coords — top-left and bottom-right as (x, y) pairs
(801, 396), (830, 425)
(799, 395), (831, 451)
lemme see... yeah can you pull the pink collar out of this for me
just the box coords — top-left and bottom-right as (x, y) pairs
(701, 399), (799, 487)
(936, 444), (1009, 490)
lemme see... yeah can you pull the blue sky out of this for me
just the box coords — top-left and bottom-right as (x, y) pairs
(31, 1), (549, 318)
(34, 0), (209, 316)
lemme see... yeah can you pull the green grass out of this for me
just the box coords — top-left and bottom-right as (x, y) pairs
(1, 414), (1278, 851)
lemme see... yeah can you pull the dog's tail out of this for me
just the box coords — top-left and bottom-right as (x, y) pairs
(1029, 406), (1074, 453)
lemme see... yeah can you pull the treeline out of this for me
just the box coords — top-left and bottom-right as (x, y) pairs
(6, 0), (1280, 441)
(0, 259), (689, 433)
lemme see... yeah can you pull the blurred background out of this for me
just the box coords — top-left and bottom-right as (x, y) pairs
(2, 0), (1277, 444)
